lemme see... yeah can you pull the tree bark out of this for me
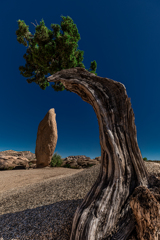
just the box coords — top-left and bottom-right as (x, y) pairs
(47, 67), (160, 240)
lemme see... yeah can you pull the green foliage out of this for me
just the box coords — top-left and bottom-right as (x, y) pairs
(50, 152), (63, 167)
(143, 157), (148, 161)
(63, 163), (73, 168)
(16, 15), (98, 91)
(62, 164), (80, 169)
(86, 164), (94, 168)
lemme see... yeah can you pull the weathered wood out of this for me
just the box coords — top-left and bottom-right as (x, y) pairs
(47, 67), (160, 240)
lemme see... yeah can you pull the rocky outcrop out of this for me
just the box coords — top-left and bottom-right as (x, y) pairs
(0, 150), (37, 169)
(35, 108), (58, 168)
(0, 155), (30, 170)
(0, 150), (36, 160)
(60, 155), (101, 169)
(94, 156), (101, 162)
(0, 150), (101, 170)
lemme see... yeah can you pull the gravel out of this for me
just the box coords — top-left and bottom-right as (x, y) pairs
(0, 164), (101, 240)
(0, 161), (159, 240)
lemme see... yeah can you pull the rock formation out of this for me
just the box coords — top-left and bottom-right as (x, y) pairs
(61, 155), (101, 169)
(0, 155), (29, 170)
(0, 150), (36, 169)
(0, 150), (101, 170)
(0, 150), (36, 160)
(47, 67), (160, 239)
(35, 108), (58, 168)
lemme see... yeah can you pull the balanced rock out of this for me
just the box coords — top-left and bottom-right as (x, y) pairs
(0, 155), (29, 170)
(60, 155), (100, 169)
(35, 108), (58, 168)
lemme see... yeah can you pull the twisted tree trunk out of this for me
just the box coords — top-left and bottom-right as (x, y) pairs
(47, 67), (160, 240)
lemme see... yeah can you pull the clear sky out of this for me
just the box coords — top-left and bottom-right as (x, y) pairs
(0, 0), (160, 160)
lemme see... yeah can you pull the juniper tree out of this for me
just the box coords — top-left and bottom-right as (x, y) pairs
(16, 16), (160, 240)
(16, 15), (97, 91)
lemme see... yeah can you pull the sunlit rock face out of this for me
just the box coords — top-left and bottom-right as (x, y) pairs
(35, 108), (58, 168)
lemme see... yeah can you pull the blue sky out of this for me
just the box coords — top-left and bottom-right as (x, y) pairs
(0, 0), (160, 160)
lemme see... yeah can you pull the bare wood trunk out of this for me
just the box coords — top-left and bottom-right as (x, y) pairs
(47, 67), (160, 240)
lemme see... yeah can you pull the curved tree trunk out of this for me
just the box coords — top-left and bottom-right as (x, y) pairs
(47, 67), (160, 240)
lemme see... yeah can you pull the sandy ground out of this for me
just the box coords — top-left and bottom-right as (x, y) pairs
(1, 161), (160, 196)
(0, 167), (85, 194)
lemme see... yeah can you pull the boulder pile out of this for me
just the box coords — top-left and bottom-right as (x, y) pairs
(0, 155), (30, 170)
(0, 150), (101, 170)
(60, 155), (101, 169)
(0, 150), (36, 170)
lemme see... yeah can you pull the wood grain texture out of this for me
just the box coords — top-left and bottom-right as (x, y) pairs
(47, 67), (160, 240)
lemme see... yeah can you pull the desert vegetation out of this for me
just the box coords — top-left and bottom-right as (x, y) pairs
(50, 152), (95, 169)
(50, 153), (151, 169)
